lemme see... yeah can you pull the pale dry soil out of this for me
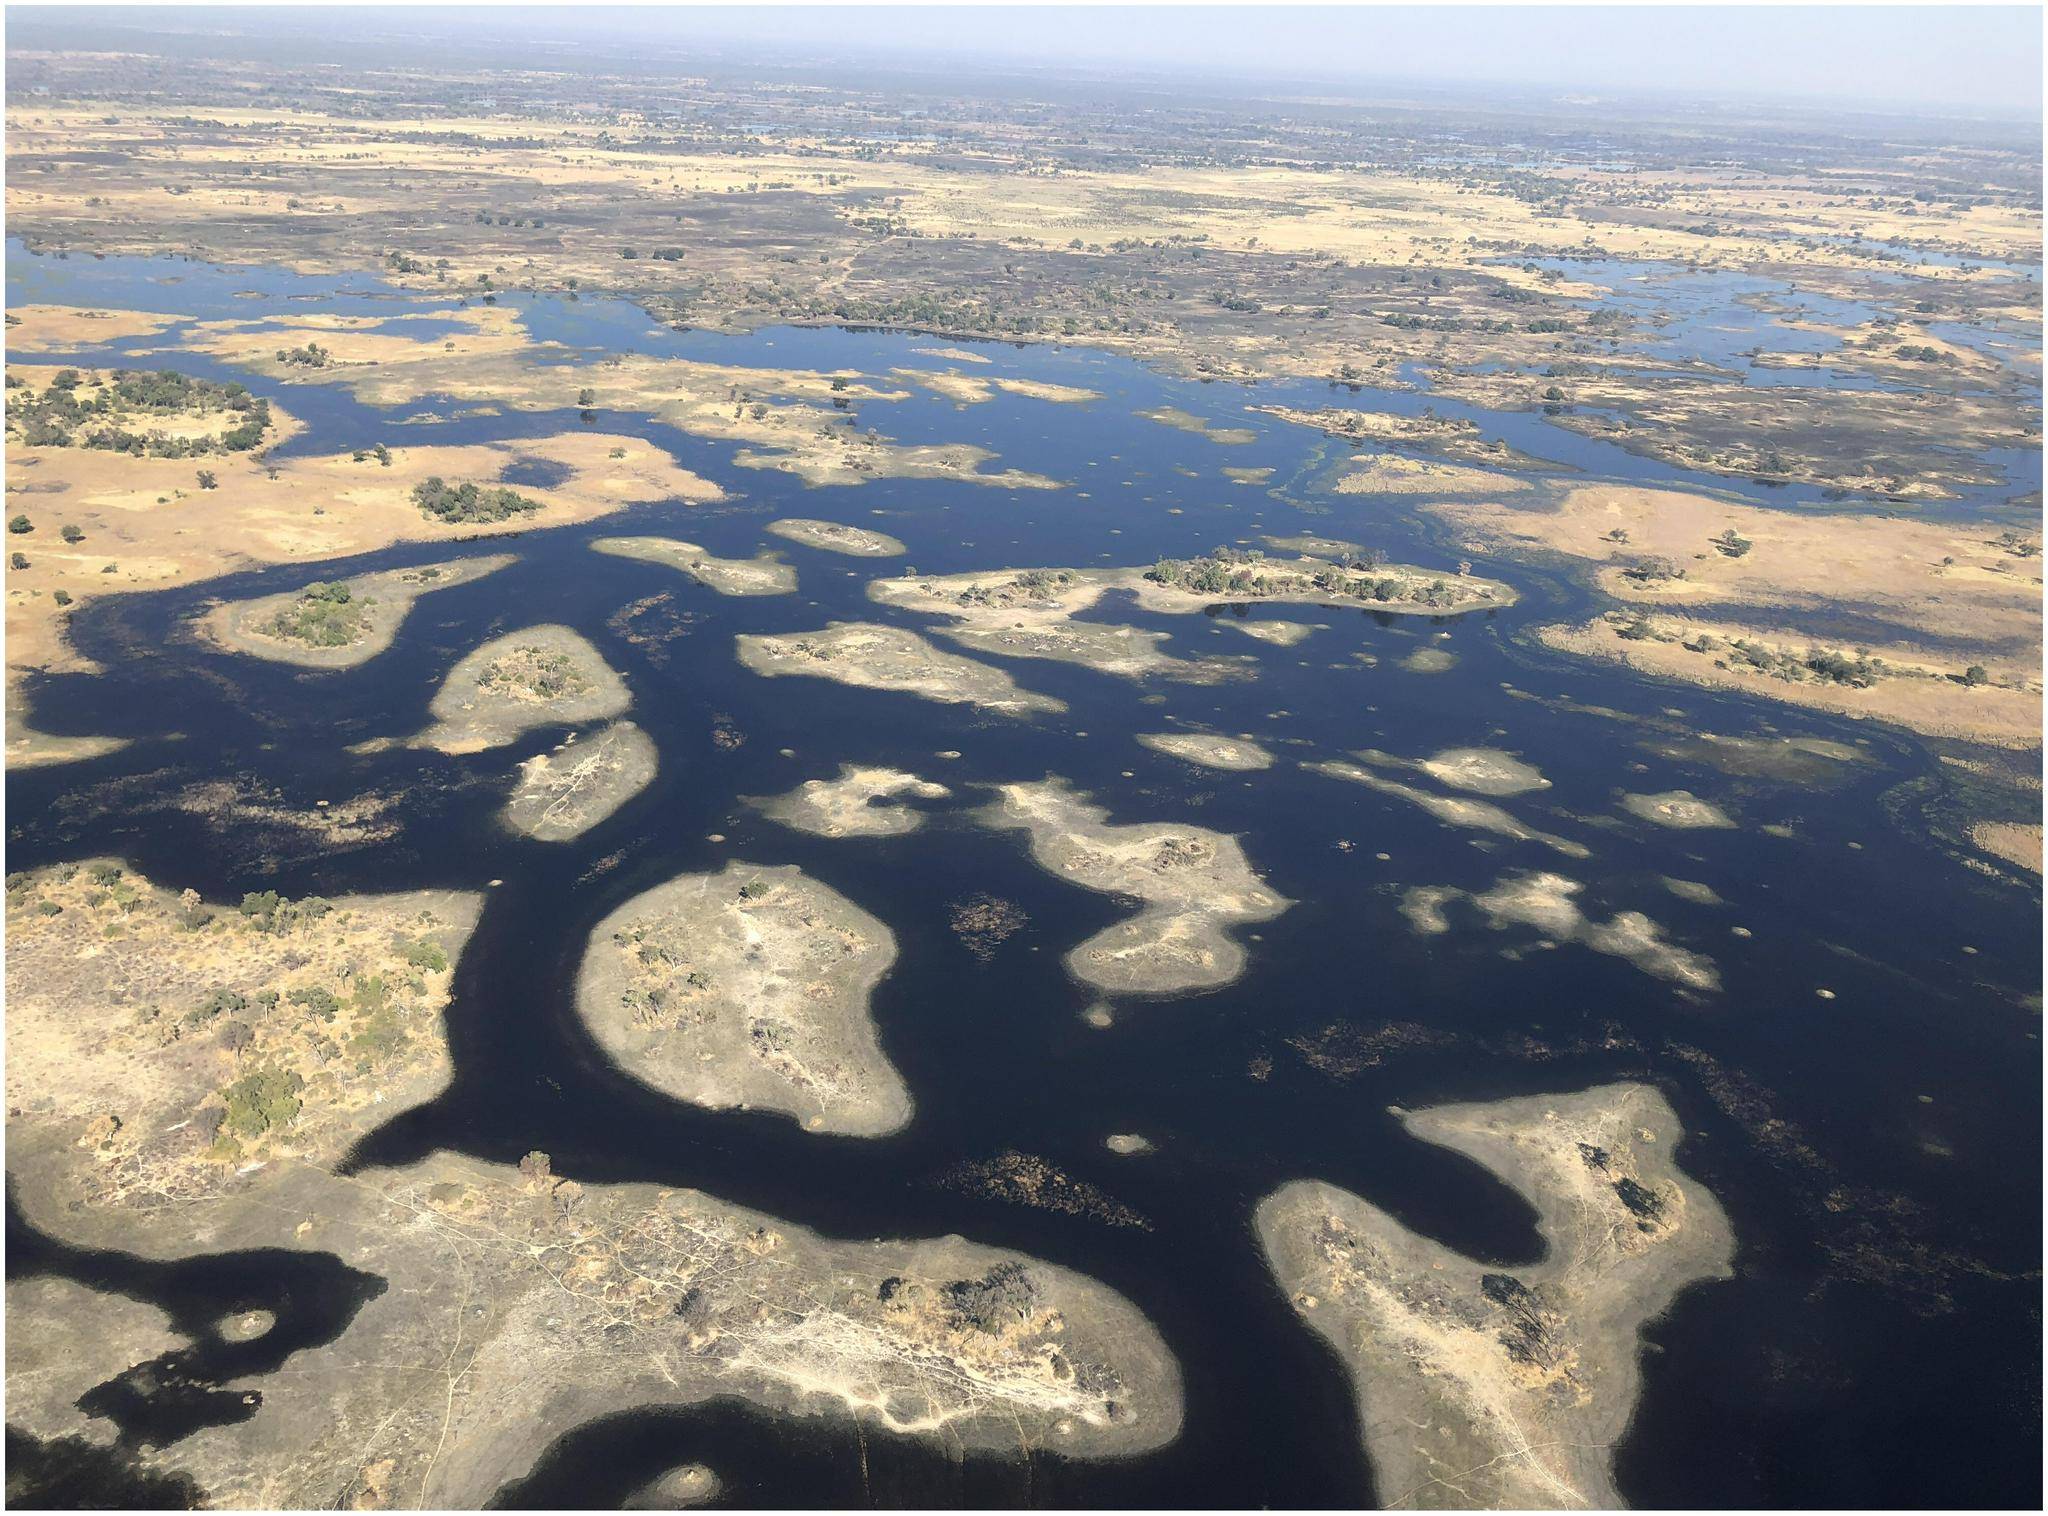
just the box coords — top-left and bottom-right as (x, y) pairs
(623, 1463), (721, 1508)
(1617, 790), (1736, 831)
(977, 778), (1288, 996)
(1354, 746), (1549, 797)
(405, 624), (630, 755)
(1332, 455), (1534, 498)
(747, 764), (952, 838)
(4, 415), (709, 765)
(502, 720), (658, 842)
(1135, 732), (1274, 772)
(5, 862), (1183, 1504)
(1401, 870), (1720, 992)
(1970, 820), (2044, 875)
(1306, 760), (1589, 860)
(200, 554), (513, 668)
(902, 368), (1101, 408)
(765, 518), (906, 558)
(174, 305), (1063, 493)
(6, 1156), (1182, 1507)
(5, 1276), (186, 1448)
(1260, 405), (1562, 472)
(3, 860), (481, 1202)
(1433, 483), (2043, 751)
(868, 555), (1509, 686)
(1257, 1083), (1734, 1508)
(5, 303), (186, 353)
(1541, 614), (2042, 752)
(1224, 618), (1315, 646)
(736, 622), (1066, 717)
(1135, 406), (1257, 445)
(575, 861), (909, 1136)
(592, 535), (798, 597)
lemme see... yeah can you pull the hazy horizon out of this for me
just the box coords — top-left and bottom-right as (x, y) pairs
(9, 4), (2045, 120)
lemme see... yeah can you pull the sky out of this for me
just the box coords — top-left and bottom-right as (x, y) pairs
(13, 4), (2045, 118)
(523, 3), (2047, 116)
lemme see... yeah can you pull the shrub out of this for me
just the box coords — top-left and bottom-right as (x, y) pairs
(8, 516), (31, 535)
(261, 582), (370, 647)
(404, 939), (448, 973)
(411, 476), (540, 525)
(221, 1064), (305, 1137)
(288, 985), (342, 1022)
(187, 987), (250, 1025)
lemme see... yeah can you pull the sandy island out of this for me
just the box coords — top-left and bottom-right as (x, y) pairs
(1402, 869), (1720, 991)
(410, 624), (631, 754)
(1618, 789), (1736, 830)
(1354, 745), (1549, 797)
(978, 778), (1288, 995)
(867, 551), (1507, 686)
(1306, 760), (1589, 859)
(1431, 483), (2042, 752)
(1136, 732), (1275, 771)
(766, 518), (907, 557)
(902, 368), (1101, 407)
(748, 764), (952, 837)
(1256, 1083), (1734, 1508)
(736, 622), (1066, 716)
(200, 554), (513, 667)
(575, 861), (909, 1136)
(503, 720), (658, 841)
(592, 535), (798, 596)
(5, 861), (1183, 1503)
(4, 418), (710, 766)
(1135, 405), (1257, 445)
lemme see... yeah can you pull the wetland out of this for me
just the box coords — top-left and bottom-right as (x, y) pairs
(2, 28), (2042, 1512)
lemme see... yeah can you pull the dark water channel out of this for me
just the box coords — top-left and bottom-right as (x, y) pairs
(4, 244), (2041, 1507)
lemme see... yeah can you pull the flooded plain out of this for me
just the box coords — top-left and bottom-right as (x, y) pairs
(5, 241), (2042, 1507)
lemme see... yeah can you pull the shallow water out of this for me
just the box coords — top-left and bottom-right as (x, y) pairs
(5, 243), (2042, 1507)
